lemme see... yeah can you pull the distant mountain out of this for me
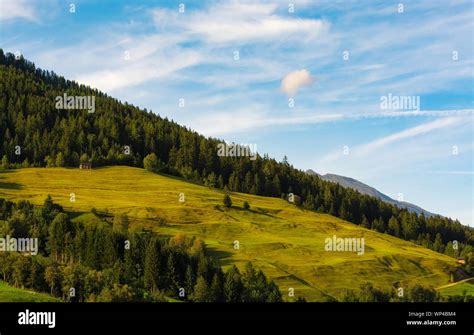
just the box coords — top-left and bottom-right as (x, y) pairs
(306, 169), (435, 217)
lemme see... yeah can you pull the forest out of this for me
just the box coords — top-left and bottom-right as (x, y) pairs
(0, 49), (472, 268)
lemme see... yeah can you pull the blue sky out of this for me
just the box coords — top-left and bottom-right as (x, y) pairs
(1, 0), (473, 225)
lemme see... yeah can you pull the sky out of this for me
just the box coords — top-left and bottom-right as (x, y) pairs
(0, 0), (473, 225)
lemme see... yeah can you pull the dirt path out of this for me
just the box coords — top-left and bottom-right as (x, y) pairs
(436, 277), (474, 290)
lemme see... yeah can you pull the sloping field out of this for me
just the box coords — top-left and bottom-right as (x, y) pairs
(0, 281), (59, 302)
(0, 167), (458, 301)
(437, 278), (474, 297)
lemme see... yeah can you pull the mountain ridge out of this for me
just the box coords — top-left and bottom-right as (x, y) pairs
(306, 169), (435, 217)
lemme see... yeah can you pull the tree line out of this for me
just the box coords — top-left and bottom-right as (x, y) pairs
(340, 282), (473, 303)
(0, 49), (472, 263)
(0, 197), (282, 302)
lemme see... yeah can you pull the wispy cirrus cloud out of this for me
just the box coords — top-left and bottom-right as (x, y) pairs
(190, 109), (474, 136)
(314, 115), (474, 177)
(151, 2), (328, 44)
(0, 0), (37, 22)
(355, 117), (466, 156)
(317, 116), (470, 167)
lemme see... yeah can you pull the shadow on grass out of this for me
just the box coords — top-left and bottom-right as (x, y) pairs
(66, 211), (90, 221)
(214, 204), (278, 219)
(206, 246), (235, 266)
(0, 170), (23, 190)
(0, 181), (22, 190)
(0, 174), (22, 190)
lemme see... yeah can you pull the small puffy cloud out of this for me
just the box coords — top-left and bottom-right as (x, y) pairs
(280, 69), (315, 96)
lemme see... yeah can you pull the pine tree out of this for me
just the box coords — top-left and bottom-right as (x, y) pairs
(44, 264), (62, 296)
(433, 233), (445, 253)
(223, 194), (232, 208)
(209, 270), (224, 302)
(224, 265), (243, 302)
(166, 253), (180, 294)
(387, 216), (400, 237)
(217, 175), (224, 189)
(193, 276), (210, 302)
(143, 238), (160, 292)
(184, 265), (195, 297)
(48, 213), (69, 261)
(361, 215), (370, 229)
(1, 155), (9, 169)
(55, 152), (65, 167)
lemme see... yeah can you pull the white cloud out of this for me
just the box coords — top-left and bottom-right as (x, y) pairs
(152, 2), (327, 44)
(76, 47), (202, 92)
(191, 109), (474, 137)
(280, 69), (315, 96)
(190, 109), (343, 136)
(356, 117), (465, 156)
(317, 115), (471, 168)
(0, 0), (37, 22)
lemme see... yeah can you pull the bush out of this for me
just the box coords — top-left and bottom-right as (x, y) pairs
(1, 155), (9, 169)
(243, 201), (250, 210)
(409, 284), (438, 302)
(143, 153), (163, 172)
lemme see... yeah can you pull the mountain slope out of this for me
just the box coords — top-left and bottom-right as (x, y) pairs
(307, 170), (434, 217)
(1, 50), (472, 260)
(0, 166), (458, 301)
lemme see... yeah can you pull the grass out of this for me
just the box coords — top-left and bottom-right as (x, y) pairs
(0, 281), (59, 302)
(0, 166), (461, 301)
(438, 279), (474, 297)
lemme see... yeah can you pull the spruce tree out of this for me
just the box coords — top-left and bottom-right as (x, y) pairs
(143, 238), (160, 292)
(193, 276), (209, 302)
(223, 194), (232, 208)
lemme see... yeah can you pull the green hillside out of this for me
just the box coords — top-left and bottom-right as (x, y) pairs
(0, 166), (458, 301)
(437, 279), (474, 297)
(0, 281), (59, 302)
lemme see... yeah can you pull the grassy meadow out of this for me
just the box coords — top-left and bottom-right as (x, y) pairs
(0, 281), (59, 302)
(0, 166), (459, 301)
(437, 279), (474, 297)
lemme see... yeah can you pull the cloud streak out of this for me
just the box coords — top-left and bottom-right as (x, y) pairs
(356, 117), (466, 157)
(152, 2), (327, 44)
(0, 0), (37, 22)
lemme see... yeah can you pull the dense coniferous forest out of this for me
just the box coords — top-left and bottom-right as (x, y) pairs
(0, 196), (282, 302)
(0, 49), (472, 267)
